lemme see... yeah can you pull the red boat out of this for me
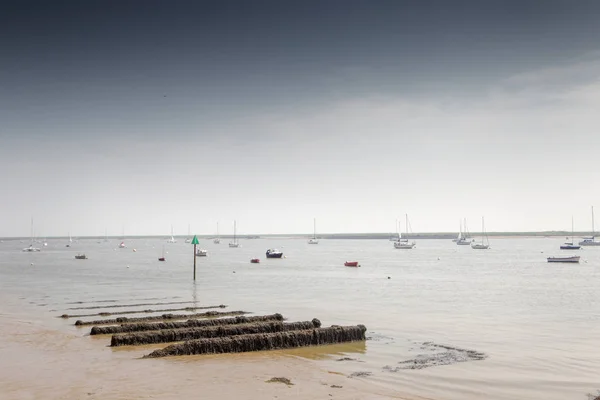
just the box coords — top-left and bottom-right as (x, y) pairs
(344, 261), (359, 267)
(250, 258), (260, 263)
(158, 257), (165, 262)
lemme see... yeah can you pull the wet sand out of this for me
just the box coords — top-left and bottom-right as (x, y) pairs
(0, 302), (416, 400)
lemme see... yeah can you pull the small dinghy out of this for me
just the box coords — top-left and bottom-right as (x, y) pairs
(344, 261), (359, 267)
(250, 258), (260, 263)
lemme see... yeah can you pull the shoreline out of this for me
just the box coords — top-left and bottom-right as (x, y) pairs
(0, 296), (416, 400)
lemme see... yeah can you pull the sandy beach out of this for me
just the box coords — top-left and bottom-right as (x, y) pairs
(0, 299), (417, 400)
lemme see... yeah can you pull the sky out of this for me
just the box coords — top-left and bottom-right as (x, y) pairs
(2, 0), (600, 237)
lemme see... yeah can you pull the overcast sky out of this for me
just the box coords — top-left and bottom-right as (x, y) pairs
(2, 0), (600, 237)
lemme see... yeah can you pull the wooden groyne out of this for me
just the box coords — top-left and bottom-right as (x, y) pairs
(144, 324), (367, 358)
(91, 314), (284, 335)
(74, 310), (248, 326)
(111, 319), (321, 346)
(62, 304), (226, 319)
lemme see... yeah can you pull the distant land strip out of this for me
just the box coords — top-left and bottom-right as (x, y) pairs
(1, 231), (589, 241)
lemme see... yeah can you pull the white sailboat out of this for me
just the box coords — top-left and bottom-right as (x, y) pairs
(471, 217), (490, 249)
(229, 220), (240, 248)
(394, 214), (416, 249)
(456, 218), (472, 245)
(308, 218), (319, 244)
(185, 224), (192, 243)
(214, 222), (221, 244)
(22, 218), (41, 252)
(579, 206), (600, 246)
(167, 225), (177, 243)
(65, 232), (72, 247)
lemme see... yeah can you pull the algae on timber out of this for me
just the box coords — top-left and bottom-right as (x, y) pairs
(91, 314), (284, 335)
(75, 310), (248, 326)
(111, 319), (321, 347)
(61, 304), (226, 319)
(144, 325), (367, 358)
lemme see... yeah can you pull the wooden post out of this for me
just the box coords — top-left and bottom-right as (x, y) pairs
(191, 235), (199, 281)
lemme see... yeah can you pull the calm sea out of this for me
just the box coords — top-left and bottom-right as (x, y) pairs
(0, 237), (598, 400)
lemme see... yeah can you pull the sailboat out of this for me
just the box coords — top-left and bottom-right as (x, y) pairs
(119, 227), (126, 248)
(456, 218), (472, 245)
(104, 229), (109, 242)
(560, 216), (580, 250)
(579, 206), (600, 246)
(308, 218), (319, 244)
(394, 214), (416, 249)
(22, 218), (41, 252)
(167, 225), (176, 243)
(214, 222), (221, 244)
(229, 220), (240, 248)
(471, 217), (490, 249)
(185, 224), (192, 243)
(158, 245), (166, 261)
(65, 232), (72, 247)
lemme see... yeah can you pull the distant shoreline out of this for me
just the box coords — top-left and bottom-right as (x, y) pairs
(1, 231), (587, 241)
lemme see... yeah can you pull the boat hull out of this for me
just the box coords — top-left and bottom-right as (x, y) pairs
(344, 261), (359, 267)
(250, 258), (260, 263)
(579, 240), (600, 246)
(393, 242), (415, 249)
(266, 252), (283, 258)
(547, 256), (580, 263)
(471, 244), (489, 249)
(560, 245), (581, 250)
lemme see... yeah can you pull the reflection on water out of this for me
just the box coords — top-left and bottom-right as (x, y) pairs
(1, 237), (599, 400)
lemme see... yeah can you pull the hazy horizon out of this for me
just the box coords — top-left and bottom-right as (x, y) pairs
(2, 1), (600, 237)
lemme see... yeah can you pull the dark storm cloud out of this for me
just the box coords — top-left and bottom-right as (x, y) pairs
(3, 0), (600, 104)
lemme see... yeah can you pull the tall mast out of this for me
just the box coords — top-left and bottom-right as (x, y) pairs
(571, 215), (574, 240)
(405, 214), (409, 237)
(592, 206), (595, 236)
(482, 216), (484, 244)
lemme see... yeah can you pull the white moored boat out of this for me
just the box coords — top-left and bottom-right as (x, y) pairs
(471, 217), (490, 250)
(393, 214), (415, 249)
(167, 225), (177, 243)
(196, 249), (208, 257)
(229, 220), (240, 248)
(22, 218), (40, 252)
(308, 218), (319, 244)
(579, 206), (600, 246)
(214, 222), (221, 244)
(456, 218), (473, 245)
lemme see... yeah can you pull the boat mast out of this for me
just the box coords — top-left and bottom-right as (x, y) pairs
(313, 218), (316, 239)
(481, 216), (485, 245)
(592, 206), (595, 237)
(405, 214), (409, 239)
